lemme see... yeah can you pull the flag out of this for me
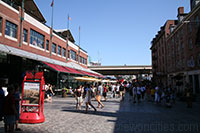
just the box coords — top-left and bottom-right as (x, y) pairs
(51, 0), (54, 7)
(68, 15), (71, 21)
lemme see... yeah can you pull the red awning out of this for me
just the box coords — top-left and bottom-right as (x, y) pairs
(63, 66), (83, 75)
(79, 70), (97, 77)
(42, 62), (83, 75)
(43, 62), (71, 73)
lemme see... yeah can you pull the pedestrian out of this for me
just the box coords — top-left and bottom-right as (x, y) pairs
(0, 79), (5, 121)
(103, 84), (107, 101)
(151, 87), (155, 102)
(132, 85), (137, 103)
(119, 83), (125, 102)
(116, 83), (120, 98)
(13, 84), (22, 131)
(3, 85), (17, 133)
(141, 85), (146, 100)
(74, 85), (83, 110)
(85, 84), (97, 113)
(45, 84), (54, 103)
(185, 84), (193, 108)
(146, 85), (151, 102)
(155, 86), (160, 104)
(110, 83), (116, 98)
(137, 85), (142, 103)
(96, 83), (104, 108)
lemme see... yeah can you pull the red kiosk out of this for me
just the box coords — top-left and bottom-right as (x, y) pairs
(19, 72), (45, 123)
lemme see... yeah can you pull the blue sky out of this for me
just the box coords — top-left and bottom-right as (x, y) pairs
(35, 0), (190, 66)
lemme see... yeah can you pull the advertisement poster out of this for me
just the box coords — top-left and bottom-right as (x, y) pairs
(23, 82), (40, 105)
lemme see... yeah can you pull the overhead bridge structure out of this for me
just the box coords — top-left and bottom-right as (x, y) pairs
(88, 65), (152, 75)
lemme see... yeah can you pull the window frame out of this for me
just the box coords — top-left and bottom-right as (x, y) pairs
(30, 29), (45, 49)
(5, 20), (17, 38)
(23, 28), (28, 42)
(57, 45), (61, 55)
(46, 40), (49, 51)
(52, 43), (56, 53)
(62, 48), (66, 57)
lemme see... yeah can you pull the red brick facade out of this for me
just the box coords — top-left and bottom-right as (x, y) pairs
(0, 0), (88, 68)
(151, 1), (200, 93)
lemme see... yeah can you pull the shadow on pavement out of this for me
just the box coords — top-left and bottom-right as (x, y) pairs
(62, 109), (117, 118)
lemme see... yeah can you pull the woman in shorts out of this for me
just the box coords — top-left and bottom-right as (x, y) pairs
(74, 85), (83, 110)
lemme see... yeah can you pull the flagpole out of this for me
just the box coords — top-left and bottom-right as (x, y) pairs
(66, 14), (70, 61)
(78, 26), (80, 64)
(67, 14), (70, 29)
(50, 0), (54, 56)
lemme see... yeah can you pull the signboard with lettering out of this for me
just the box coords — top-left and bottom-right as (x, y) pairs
(23, 82), (40, 105)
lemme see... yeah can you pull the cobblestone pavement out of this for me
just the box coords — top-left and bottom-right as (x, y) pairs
(1, 93), (200, 133)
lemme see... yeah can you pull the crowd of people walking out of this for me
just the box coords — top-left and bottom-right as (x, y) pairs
(0, 77), (195, 132)
(72, 80), (195, 113)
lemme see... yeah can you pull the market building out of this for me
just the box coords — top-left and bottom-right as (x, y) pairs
(0, 0), (103, 89)
(151, 0), (200, 94)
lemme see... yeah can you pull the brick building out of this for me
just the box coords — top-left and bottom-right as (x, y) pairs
(151, 0), (200, 94)
(0, 0), (102, 88)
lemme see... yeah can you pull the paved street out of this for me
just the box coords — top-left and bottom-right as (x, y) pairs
(1, 93), (200, 133)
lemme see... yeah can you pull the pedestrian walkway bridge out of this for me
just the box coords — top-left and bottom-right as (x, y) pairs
(88, 65), (152, 75)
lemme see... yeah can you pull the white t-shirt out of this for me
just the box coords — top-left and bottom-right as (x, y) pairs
(98, 85), (103, 95)
(116, 85), (120, 92)
(111, 85), (116, 91)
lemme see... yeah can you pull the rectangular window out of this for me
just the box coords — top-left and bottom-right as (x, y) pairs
(57, 45), (61, 55)
(79, 56), (81, 63)
(46, 40), (49, 50)
(70, 50), (76, 61)
(23, 29), (28, 42)
(52, 43), (56, 53)
(68, 50), (70, 58)
(30, 29), (44, 49)
(62, 48), (66, 57)
(0, 18), (2, 33)
(5, 20), (17, 38)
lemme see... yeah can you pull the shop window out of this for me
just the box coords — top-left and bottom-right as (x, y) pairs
(62, 48), (66, 57)
(23, 29), (28, 42)
(70, 50), (76, 61)
(5, 20), (17, 38)
(46, 40), (49, 51)
(0, 17), (2, 33)
(57, 45), (61, 55)
(30, 29), (44, 49)
(52, 43), (56, 53)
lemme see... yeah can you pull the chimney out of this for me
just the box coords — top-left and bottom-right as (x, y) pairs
(177, 7), (185, 22)
(178, 7), (184, 15)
